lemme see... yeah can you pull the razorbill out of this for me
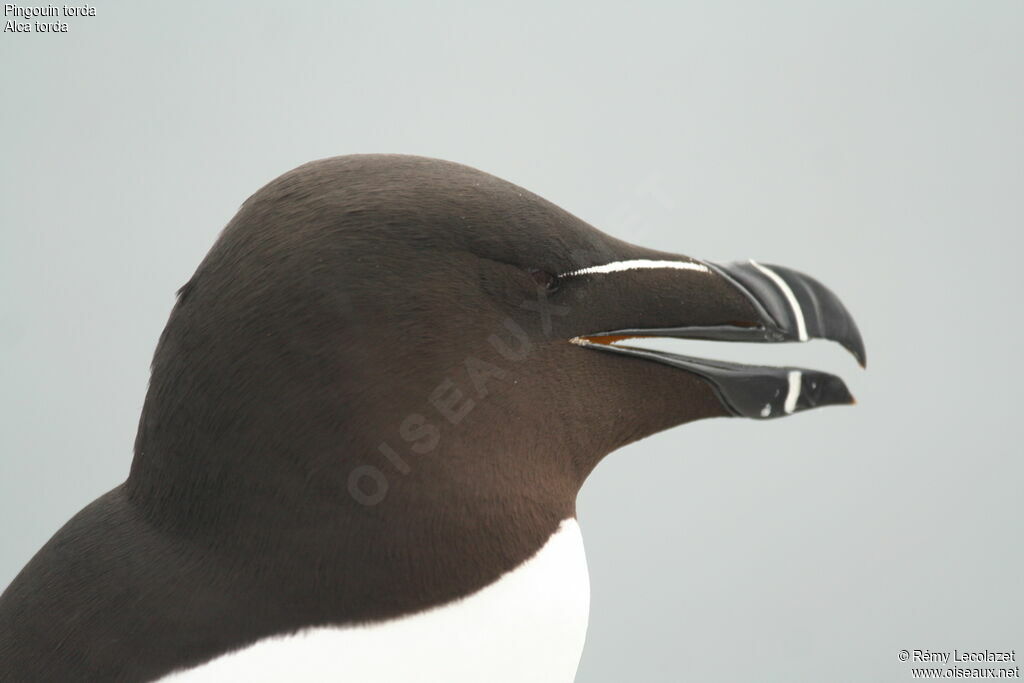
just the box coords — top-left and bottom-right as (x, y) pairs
(0, 155), (864, 682)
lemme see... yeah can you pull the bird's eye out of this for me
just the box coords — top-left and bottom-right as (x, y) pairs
(528, 269), (560, 292)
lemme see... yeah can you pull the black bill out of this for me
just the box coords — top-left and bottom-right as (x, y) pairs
(571, 339), (855, 419)
(569, 258), (865, 420)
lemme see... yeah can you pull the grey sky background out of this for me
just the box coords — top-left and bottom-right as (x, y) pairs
(2, 2), (1021, 681)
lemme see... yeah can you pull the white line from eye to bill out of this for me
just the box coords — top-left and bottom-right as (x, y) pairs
(559, 259), (710, 277)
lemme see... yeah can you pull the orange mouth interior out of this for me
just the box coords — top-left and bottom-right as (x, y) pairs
(577, 334), (651, 345)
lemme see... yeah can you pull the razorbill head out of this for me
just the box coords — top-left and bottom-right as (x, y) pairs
(0, 155), (864, 682)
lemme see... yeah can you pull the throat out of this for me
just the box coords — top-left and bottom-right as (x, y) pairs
(161, 519), (591, 682)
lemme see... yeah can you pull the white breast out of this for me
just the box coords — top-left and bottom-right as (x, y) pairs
(159, 519), (590, 683)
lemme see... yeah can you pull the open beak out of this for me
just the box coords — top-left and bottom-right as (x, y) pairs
(565, 258), (865, 420)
